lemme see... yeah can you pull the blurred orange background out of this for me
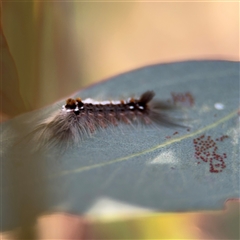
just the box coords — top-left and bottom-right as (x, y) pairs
(1, 1), (239, 116)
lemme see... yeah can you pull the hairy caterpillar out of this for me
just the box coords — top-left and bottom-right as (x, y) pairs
(33, 91), (184, 149)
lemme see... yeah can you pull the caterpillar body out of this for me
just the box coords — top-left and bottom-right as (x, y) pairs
(34, 91), (183, 148)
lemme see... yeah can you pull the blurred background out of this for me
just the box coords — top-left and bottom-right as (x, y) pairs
(1, 1), (239, 239)
(1, 1), (239, 118)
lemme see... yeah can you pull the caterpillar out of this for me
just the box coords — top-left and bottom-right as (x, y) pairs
(33, 91), (184, 149)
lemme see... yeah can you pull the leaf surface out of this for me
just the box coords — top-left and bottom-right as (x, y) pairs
(1, 60), (239, 230)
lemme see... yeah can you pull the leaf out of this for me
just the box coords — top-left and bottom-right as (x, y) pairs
(1, 60), (239, 231)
